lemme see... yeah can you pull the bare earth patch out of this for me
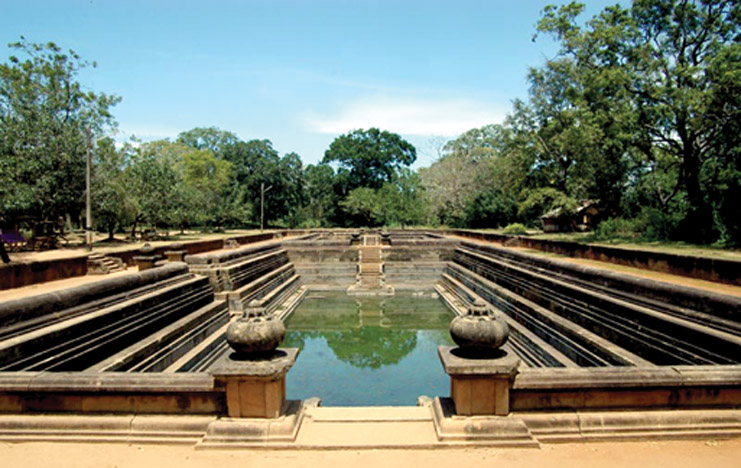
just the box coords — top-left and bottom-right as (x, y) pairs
(0, 439), (739, 468)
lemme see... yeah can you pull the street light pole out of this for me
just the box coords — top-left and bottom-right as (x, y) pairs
(85, 126), (92, 251)
(260, 183), (273, 232)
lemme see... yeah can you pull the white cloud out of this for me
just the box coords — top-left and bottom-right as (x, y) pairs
(116, 123), (182, 143)
(306, 96), (507, 137)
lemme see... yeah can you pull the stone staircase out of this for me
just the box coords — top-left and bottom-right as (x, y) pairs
(348, 233), (394, 296)
(87, 253), (126, 275)
(0, 263), (229, 372)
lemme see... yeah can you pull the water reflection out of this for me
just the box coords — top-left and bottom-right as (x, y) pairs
(285, 327), (417, 369)
(283, 291), (455, 406)
(284, 291), (453, 369)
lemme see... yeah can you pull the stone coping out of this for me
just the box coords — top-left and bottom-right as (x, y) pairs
(210, 348), (299, 379)
(0, 363), (736, 395)
(185, 242), (283, 266)
(438, 346), (520, 377)
(514, 365), (741, 390)
(0, 372), (216, 392)
(0, 262), (189, 325)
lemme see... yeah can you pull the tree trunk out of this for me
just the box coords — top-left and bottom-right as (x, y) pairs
(680, 147), (714, 243)
(0, 242), (10, 264)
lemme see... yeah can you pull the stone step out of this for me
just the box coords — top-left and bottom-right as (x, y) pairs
(87, 254), (126, 275)
(454, 246), (741, 365)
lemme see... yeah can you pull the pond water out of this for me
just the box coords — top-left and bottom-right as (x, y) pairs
(283, 290), (455, 406)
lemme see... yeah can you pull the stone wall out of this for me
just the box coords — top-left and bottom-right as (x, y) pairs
(0, 256), (88, 291)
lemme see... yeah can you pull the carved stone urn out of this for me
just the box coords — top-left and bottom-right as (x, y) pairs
(226, 300), (285, 358)
(449, 299), (509, 355)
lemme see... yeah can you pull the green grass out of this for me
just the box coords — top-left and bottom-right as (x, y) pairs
(527, 232), (741, 260)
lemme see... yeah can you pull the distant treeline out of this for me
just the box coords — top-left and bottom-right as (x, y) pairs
(1, 1), (739, 245)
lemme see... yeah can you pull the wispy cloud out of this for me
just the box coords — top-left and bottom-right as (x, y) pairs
(116, 123), (182, 143)
(305, 96), (507, 137)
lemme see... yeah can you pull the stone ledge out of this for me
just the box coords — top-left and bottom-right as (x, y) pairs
(438, 346), (520, 376)
(514, 366), (741, 390)
(210, 348), (298, 379)
(428, 396), (741, 446)
(428, 397), (538, 447)
(0, 414), (215, 444)
(196, 399), (307, 448)
(0, 372), (212, 393)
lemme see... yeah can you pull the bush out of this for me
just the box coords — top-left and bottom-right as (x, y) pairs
(502, 223), (528, 235)
(590, 218), (640, 241)
(639, 207), (683, 241)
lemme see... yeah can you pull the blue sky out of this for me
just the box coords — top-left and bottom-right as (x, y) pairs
(1, 0), (623, 168)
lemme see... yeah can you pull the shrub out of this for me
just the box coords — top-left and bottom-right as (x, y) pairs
(502, 223), (528, 236)
(590, 218), (640, 241)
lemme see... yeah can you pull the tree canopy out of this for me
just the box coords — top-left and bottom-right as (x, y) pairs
(0, 38), (119, 231)
(323, 128), (416, 193)
(2, 2), (739, 248)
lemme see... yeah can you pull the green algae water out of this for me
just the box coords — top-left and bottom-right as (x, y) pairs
(284, 290), (454, 406)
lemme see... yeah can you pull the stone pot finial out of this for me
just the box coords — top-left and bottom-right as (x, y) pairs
(140, 242), (154, 255)
(449, 299), (510, 354)
(226, 301), (285, 358)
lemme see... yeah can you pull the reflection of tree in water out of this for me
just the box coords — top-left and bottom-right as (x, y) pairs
(282, 330), (324, 350)
(324, 327), (418, 369)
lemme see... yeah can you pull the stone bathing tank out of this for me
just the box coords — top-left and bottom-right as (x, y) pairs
(0, 229), (739, 447)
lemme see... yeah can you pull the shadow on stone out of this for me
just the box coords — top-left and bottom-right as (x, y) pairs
(450, 347), (507, 360)
(228, 349), (288, 362)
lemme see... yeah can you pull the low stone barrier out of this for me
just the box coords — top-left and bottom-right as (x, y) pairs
(0, 256), (88, 291)
(449, 229), (741, 286)
(512, 365), (741, 411)
(0, 372), (223, 414)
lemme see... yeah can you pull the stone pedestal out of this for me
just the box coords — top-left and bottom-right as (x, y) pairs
(165, 244), (186, 262)
(133, 255), (157, 271)
(438, 346), (520, 416)
(210, 348), (298, 419)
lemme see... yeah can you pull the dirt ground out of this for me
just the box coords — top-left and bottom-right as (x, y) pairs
(1, 438), (739, 468)
(6, 230), (266, 263)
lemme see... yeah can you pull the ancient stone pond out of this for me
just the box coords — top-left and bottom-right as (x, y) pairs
(0, 229), (738, 446)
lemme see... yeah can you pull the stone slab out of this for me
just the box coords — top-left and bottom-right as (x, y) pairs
(428, 397), (539, 447)
(196, 399), (306, 448)
(210, 348), (299, 379)
(438, 346), (521, 376)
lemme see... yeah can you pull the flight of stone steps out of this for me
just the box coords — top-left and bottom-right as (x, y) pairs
(348, 233), (394, 295)
(87, 253), (126, 275)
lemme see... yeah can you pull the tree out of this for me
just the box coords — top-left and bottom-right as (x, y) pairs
(179, 144), (232, 230)
(303, 164), (338, 227)
(92, 138), (136, 240)
(340, 187), (380, 226)
(323, 128), (416, 193)
(536, 0), (741, 242)
(177, 126), (239, 155)
(275, 152), (306, 227)
(419, 125), (507, 226)
(0, 38), (119, 233)
(125, 140), (182, 236)
(376, 169), (432, 227)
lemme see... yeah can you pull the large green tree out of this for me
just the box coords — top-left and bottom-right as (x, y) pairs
(323, 128), (416, 194)
(92, 138), (136, 240)
(536, 0), (741, 242)
(0, 38), (119, 232)
(420, 124), (507, 226)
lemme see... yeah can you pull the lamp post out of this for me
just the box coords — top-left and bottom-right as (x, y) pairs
(260, 183), (273, 232)
(85, 126), (93, 251)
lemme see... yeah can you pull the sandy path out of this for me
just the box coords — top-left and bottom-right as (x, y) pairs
(1, 439), (739, 468)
